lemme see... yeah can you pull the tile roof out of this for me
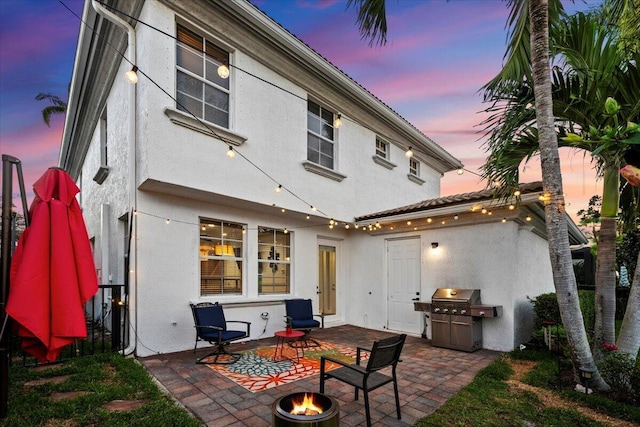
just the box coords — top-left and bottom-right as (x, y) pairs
(356, 181), (543, 221)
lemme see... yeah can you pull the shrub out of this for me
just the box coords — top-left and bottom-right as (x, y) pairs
(599, 347), (635, 398)
(530, 292), (561, 330)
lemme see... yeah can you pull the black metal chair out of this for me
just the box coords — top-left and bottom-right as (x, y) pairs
(284, 298), (324, 347)
(319, 334), (406, 427)
(190, 302), (251, 364)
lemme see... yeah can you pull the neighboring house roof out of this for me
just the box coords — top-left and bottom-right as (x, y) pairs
(355, 182), (588, 245)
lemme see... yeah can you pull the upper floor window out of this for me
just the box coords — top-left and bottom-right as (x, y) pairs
(375, 137), (389, 159)
(258, 227), (291, 294)
(307, 100), (336, 170)
(409, 158), (420, 177)
(176, 24), (230, 128)
(199, 218), (244, 295)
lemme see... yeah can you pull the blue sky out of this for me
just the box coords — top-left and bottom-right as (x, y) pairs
(0, 0), (603, 220)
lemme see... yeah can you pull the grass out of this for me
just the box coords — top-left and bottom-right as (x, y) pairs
(416, 348), (640, 427)
(1, 353), (201, 427)
(4, 346), (639, 426)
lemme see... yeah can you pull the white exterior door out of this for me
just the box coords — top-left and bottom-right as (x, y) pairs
(387, 238), (422, 334)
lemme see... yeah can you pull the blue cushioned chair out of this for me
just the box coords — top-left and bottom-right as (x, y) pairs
(190, 302), (251, 364)
(284, 299), (324, 347)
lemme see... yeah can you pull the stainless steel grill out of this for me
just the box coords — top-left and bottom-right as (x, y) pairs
(414, 288), (502, 352)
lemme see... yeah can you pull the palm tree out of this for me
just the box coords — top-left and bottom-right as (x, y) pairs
(346, 0), (608, 389)
(481, 8), (640, 363)
(35, 92), (67, 127)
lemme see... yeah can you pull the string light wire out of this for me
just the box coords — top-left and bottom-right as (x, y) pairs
(58, 0), (497, 229)
(58, 0), (332, 220)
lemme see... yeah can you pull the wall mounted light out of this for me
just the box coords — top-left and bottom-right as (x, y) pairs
(431, 242), (439, 249)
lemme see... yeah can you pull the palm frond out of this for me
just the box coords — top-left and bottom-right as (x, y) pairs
(346, 0), (388, 47)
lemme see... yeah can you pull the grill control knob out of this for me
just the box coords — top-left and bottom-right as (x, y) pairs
(434, 308), (440, 313)
(451, 309), (457, 314)
(443, 308), (449, 313)
(461, 310), (467, 315)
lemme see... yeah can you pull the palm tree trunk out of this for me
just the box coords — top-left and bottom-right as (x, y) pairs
(593, 167), (620, 362)
(616, 250), (640, 358)
(528, 0), (608, 390)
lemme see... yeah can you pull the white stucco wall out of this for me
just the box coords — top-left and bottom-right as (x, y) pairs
(344, 221), (554, 352)
(133, 1), (441, 223)
(131, 191), (350, 356)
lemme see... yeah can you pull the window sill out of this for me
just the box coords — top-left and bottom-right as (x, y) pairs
(93, 165), (110, 184)
(372, 155), (396, 170)
(407, 174), (425, 185)
(164, 107), (247, 146)
(302, 162), (347, 182)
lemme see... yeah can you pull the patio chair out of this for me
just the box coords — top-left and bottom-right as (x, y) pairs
(284, 298), (324, 347)
(319, 333), (406, 427)
(190, 302), (251, 364)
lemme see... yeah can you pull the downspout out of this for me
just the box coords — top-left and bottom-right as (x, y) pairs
(91, 0), (137, 356)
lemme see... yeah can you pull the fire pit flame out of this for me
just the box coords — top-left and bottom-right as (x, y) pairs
(290, 392), (323, 416)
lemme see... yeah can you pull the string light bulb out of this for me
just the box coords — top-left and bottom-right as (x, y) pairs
(457, 168), (464, 175)
(509, 204), (515, 210)
(275, 184), (282, 193)
(226, 146), (235, 158)
(526, 215), (532, 222)
(125, 66), (139, 84)
(310, 205), (317, 212)
(333, 114), (342, 128)
(405, 147), (413, 158)
(217, 62), (230, 79)
(283, 228), (288, 234)
(501, 218), (507, 223)
(514, 190), (521, 197)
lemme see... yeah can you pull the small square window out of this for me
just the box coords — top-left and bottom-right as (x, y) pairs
(409, 158), (420, 177)
(375, 138), (389, 159)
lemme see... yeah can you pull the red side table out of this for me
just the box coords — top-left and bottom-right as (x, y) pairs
(273, 330), (305, 362)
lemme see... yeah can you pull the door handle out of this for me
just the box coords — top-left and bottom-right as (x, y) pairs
(412, 297), (420, 301)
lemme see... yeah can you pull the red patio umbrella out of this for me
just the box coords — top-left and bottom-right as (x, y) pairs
(6, 167), (98, 363)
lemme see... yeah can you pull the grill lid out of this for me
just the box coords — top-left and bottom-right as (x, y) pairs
(431, 288), (481, 305)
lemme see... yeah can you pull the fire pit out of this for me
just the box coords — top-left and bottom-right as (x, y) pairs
(272, 392), (339, 426)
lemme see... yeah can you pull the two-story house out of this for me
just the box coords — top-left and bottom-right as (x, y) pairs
(60, 0), (586, 356)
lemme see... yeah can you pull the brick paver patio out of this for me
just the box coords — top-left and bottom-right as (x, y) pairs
(140, 325), (500, 426)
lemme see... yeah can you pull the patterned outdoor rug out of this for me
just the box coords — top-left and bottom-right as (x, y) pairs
(206, 340), (364, 393)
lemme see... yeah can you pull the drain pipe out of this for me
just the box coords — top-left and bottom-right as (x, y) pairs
(91, 0), (137, 356)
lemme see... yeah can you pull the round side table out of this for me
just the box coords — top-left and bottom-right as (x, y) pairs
(273, 330), (305, 362)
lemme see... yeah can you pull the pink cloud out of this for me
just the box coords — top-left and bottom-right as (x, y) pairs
(295, 0), (342, 9)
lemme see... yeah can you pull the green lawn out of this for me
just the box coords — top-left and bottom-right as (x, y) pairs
(416, 349), (640, 427)
(1, 353), (200, 427)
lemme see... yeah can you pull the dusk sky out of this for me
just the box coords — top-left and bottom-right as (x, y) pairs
(1, 0), (602, 221)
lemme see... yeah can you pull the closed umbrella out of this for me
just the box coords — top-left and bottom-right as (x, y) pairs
(7, 167), (98, 363)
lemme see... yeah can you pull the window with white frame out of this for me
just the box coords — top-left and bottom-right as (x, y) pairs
(199, 218), (244, 295)
(409, 158), (420, 177)
(258, 227), (291, 294)
(307, 100), (337, 169)
(176, 24), (230, 128)
(375, 137), (389, 159)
